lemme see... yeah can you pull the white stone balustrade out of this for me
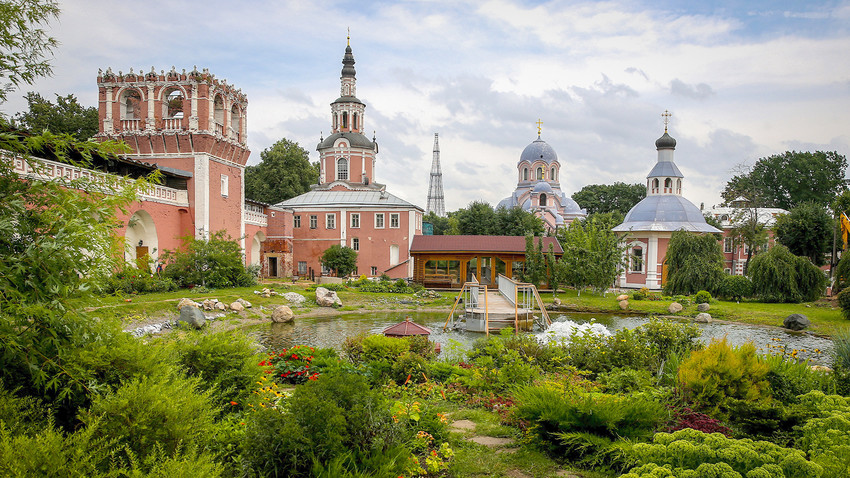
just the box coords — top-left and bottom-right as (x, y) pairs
(244, 208), (268, 226)
(121, 119), (141, 131)
(162, 118), (182, 130)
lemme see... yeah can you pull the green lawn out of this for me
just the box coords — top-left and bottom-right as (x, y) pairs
(546, 288), (848, 336)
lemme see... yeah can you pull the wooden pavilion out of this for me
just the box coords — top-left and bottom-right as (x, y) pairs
(409, 235), (563, 288)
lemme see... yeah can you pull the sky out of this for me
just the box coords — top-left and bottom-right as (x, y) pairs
(4, 0), (850, 213)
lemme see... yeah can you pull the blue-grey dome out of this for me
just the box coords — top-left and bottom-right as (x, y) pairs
(647, 161), (683, 178)
(655, 132), (676, 149)
(612, 195), (721, 233)
(519, 136), (558, 164)
(560, 194), (583, 214)
(532, 181), (553, 193)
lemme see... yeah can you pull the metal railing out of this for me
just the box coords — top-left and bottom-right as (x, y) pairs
(444, 275), (479, 330)
(496, 274), (551, 331)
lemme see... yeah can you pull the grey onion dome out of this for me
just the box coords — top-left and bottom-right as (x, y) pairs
(655, 132), (676, 149)
(341, 45), (356, 78)
(519, 136), (559, 164)
(532, 181), (554, 193)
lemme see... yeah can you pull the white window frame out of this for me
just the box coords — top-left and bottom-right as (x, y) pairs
(309, 215), (317, 229)
(351, 213), (360, 228)
(375, 213), (385, 229)
(371, 266), (378, 276)
(293, 215), (301, 228)
(390, 213), (400, 229)
(221, 174), (229, 197)
(326, 214), (336, 230)
(337, 157), (348, 181)
(630, 247), (644, 273)
(724, 238), (733, 253)
(352, 237), (359, 251)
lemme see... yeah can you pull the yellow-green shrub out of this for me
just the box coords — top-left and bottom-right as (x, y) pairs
(678, 339), (770, 414)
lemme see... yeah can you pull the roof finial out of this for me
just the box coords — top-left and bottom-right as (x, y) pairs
(536, 118), (543, 137)
(347, 27), (350, 46)
(662, 109), (672, 133)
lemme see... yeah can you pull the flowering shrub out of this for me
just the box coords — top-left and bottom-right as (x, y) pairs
(665, 406), (732, 436)
(260, 345), (319, 384)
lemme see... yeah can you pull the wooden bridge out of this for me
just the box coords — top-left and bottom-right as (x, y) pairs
(444, 274), (551, 335)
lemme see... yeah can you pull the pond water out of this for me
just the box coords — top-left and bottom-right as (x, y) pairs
(250, 310), (834, 365)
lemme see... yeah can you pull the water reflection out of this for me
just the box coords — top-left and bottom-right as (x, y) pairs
(250, 311), (834, 365)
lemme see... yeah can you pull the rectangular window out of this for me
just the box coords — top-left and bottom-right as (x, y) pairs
(724, 268), (732, 275)
(220, 174), (229, 197)
(375, 213), (385, 228)
(309, 215), (317, 229)
(371, 266), (378, 276)
(390, 213), (400, 228)
(631, 248), (643, 273)
(351, 213), (360, 228)
(294, 215), (301, 228)
(352, 237), (359, 251)
(298, 261), (307, 275)
(326, 214), (336, 229)
(724, 238), (733, 253)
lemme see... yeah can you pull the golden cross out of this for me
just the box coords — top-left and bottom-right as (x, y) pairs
(536, 118), (543, 136)
(347, 27), (350, 46)
(662, 110), (671, 133)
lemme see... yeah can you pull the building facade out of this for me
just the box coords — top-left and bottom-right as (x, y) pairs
(612, 127), (721, 290)
(498, 126), (586, 232)
(275, 41), (423, 279)
(706, 201), (786, 275)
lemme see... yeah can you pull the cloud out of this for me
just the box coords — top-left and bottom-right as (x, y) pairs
(670, 79), (716, 100)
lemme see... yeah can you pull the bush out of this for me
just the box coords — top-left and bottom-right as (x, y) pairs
(161, 231), (255, 289)
(797, 390), (850, 477)
(834, 253), (850, 295)
(677, 339), (771, 415)
(80, 374), (217, 461)
(623, 428), (822, 478)
(241, 371), (403, 477)
(694, 290), (711, 304)
(261, 345), (320, 384)
(719, 274), (754, 301)
(362, 335), (410, 362)
(761, 353), (834, 405)
(162, 331), (264, 411)
(104, 266), (177, 294)
(598, 367), (653, 394)
(663, 231), (725, 296)
(748, 244), (827, 303)
(665, 406), (732, 436)
(838, 288), (850, 320)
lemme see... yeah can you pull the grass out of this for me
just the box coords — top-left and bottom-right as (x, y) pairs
(547, 288), (848, 336)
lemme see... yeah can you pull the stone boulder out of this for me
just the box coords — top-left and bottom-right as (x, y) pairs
(236, 298), (252, 308)
(695, 313), (712, 323)
(668, 302), (683, 314)
(271, 305), (294, 323)
(178, 305), (206, 329)
(177, 298), (199, 310)
(784, 314), (810, 331)
(283, 292), (306, 306)
(202, 299), (216, 311)
(553, 297), (562, 306)
(215, 301), (227, 311)
(697, 303), (711, 312)
(619, 299), (629, 310)
(616, 294), (630, 301)
(315, 287), (342, 307)
(230, 301), (244, 312)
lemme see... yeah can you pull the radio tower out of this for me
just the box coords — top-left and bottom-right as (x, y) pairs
(426, 133), (446, 217)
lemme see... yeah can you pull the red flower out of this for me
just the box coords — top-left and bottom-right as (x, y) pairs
(291, 354), (298, 359)
(230, 401), (238, 406)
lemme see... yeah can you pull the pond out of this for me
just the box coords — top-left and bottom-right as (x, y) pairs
(250, 310), (834, 365)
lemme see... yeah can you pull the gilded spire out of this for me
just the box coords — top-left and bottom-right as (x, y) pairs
(662, 109), (671, 133)
(536, 118), (543, 137)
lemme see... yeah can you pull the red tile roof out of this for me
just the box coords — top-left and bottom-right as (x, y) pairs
(382, 318), (432, 336)
(409, 235), (563, 254)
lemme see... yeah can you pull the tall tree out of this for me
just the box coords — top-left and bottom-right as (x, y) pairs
(555, 219), (624, 295)
(571, 182), (646, 216)
(721, 151), (848, 210)
(0, 0), (59, 105)
(774, 202), (832, 266)
(244, 138), (318, 204)
(454, 200), (497, 235)
(727, 209), (768, 273)
(663, 231), (725, 296)
(495, 206), (544, 237)
(423, 211), (451, 235)
(13, 92), (98, 140)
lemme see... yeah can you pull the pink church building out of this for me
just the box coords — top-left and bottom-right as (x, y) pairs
(274, 41), (423, 279)
(612, 126), (721, 290)
(498, 125), (587, 232)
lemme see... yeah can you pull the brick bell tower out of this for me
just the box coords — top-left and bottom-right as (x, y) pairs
(96, 66), (251, 242)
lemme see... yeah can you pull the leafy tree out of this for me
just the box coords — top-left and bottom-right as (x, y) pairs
(582, 211), (624, 231)
(423, 211), (451, 235)
(12, 92), (98, 140)
(748, 244), (826, 303)
(727, 209), (768, 273)
(774, 202), (832, 266)
(835, 254), (850, 295)
(555, 219), (624, 295)
(160, 231), (256, 288)
(321, 244), (357, 277)
(663, 230), (725, 296)
(244, 138), (318, 204)
(571, 182), (645, 216)
(454, 200), (497, 235)
(722, 151), (848, 210)
(522, 234), (546, 288)
(0, 0), (59, 105)
(495, 205), (544, 236)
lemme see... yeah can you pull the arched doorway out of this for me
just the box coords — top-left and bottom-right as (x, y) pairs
(251, 231), (266, 267)
(125, 210), (159, 271)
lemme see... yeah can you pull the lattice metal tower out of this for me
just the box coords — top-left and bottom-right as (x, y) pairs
(426, 133), (446, 217)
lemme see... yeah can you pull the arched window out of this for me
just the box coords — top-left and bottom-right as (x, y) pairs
(676, 179), (682, 193)
(333, 114), (338, 130)
(121, 89), (141, 120)
(550, 167), (556, 181)
(213, 95), (224, 126)
(540, 193), (547, 206)
(352, 113), (358, 130)
(536, 167), (543, 180)
(342, 111), (348, 129)
(162, 88), (184, 118)
(652, 178), (659, 193)
(522, 168), (528, 181)
(664, 178), (672, 191)
(231, 105), (240, 133)
(337, 158), (348, 181)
